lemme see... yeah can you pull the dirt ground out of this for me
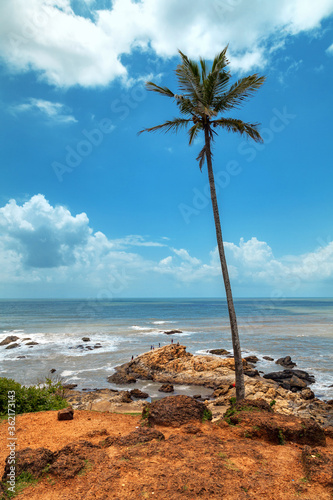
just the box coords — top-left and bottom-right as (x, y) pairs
(1, 409), (332, 500)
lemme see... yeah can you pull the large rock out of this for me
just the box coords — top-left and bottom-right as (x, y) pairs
(130, 389), (149, 399)
(143, 395), (211, 427)
(5, 343), (20, 350)
(58, 407), (74, 421)
(209, 349), (230, 356)
(0, 335), (19, 346)
(158, 384), (174, 393)
(263, 369), (315, 392)
(107, 370), (137, 384)
(244, 355), (259, 364)
(163, 329), (182, 334)
(276, 356), (296, 368)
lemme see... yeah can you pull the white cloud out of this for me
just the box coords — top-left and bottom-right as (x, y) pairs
(0, 196), (333, 297)
(0, 0), (332, 87)
(327, 43), (333, 54)
(10, 98), (77, 123)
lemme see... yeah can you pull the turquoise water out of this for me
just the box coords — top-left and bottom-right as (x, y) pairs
(0, 298), (332, 399)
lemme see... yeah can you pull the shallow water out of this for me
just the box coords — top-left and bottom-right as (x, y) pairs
(0, 298), (332, 399)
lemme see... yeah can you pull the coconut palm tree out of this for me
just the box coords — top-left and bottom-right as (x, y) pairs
(139, 47), (265, 401)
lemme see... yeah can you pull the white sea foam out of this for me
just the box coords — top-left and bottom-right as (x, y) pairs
(152, 321), (167, 325)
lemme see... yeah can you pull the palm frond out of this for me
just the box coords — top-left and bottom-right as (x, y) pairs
(175, 50), (203, 102)
(138, 117), (191, 136)
(145, 82), (175, 98)
(212, 118), (263, 142)
(196, 144), (208, 171)
(202, 46), (231, 107)
(213, 74), (266, 113)
(188, 122), (203, 145)
(211, 46), (229, 73)
(199, 58), (207, 82)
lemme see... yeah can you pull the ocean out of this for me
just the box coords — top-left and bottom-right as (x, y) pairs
(0, 298), (332, 400)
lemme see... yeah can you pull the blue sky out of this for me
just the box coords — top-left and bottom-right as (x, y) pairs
(0, 0), (333, 299)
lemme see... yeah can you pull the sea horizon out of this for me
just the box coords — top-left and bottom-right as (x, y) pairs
(1, 297), (332, 401)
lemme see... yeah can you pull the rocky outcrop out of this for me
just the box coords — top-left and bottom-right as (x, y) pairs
(163, 330), (182, 335)
(130, 389), (149, 399)
(0, 335), (19, 346)
(263, 369), (315, 392)
(302, 446), (333, 487)
(108, 344), (249, 389)
(143, 395), (212, 427)
(5, 343), (20, 349)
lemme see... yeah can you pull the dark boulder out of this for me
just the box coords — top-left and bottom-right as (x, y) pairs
(244, 368), (260, 377)
(25, 341), (38, 346)
(163, 329), (182, 335)
(209, 349), (230, 356)
(158, 384), (174, 393)
(5, 343), (20, 349)
(142, 395), (211, 427)
(58, 407), (74, 421)
(50, 368), (56, 373)
(290, 374), (307, 389)
(263, 356), (274, 361)
(0, 335), (19, 346)
(82, 337), (90, 342)
(245, 355), (259, 364)
(276, 356), (296, 368)
(62, 384), (77, 390)
(130, 389), (149, 399)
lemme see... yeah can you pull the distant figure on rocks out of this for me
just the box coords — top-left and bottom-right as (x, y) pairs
(159, 343), (160, 348)
(171, 339), (173, 344)
(131, 355), (134, 361)
(150, 345), (153, 350)
(177, 341), (180, 346)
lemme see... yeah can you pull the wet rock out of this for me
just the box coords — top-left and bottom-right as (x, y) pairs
(5, 343), (20, 349)
(22, 338), (31, 341)
(50, 369), (56, 373)
(101, 428), (165, 448)
(130, 389), (149, 399)
(163, 329), (182, 335)
(209, 349), (230, 356)
(245, 356), (259, 364)
(2, 447), (55, 480)
(276, 356), (296, 368)
(263, 356), (274, 361)
(17, 355), (26, 359)
(82, 337), (90, 342)
(25, 341), (38, 346)
(143, 395), (211, 427)
(93, 344), (102, 349)
(58, 407), (74, 421)
(0, 335), (19, 346)
(159, 384), (174, 393)
(193, 394), (201, 399)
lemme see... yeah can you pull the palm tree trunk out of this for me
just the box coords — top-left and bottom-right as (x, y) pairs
(204, 125), (245, 401)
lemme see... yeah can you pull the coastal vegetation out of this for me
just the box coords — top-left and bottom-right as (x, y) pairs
(139, 47), (265, 401)
(0, 377), (67, 417)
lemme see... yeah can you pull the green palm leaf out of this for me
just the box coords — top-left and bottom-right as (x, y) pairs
(145, 82), (175, 98)
(138, 118), (191, 135)
(212, 118), (263, 142)
(214, 74), (266, 112)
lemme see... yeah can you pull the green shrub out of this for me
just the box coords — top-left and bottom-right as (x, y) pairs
(0, 377), (68, 416)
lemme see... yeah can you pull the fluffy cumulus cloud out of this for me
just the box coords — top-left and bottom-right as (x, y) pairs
(1, 195), (333, 297)
(0, 0), (332, 87)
